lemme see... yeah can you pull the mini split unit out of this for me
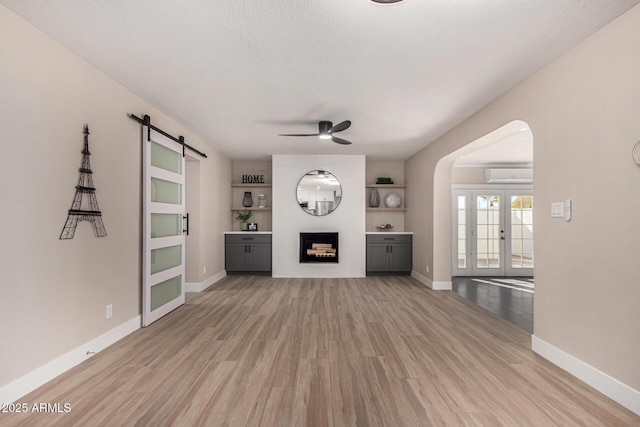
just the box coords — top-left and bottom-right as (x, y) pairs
(484, 168), (533, 183)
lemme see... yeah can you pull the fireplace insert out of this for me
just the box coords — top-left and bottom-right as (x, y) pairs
(299, 232), (339, 263)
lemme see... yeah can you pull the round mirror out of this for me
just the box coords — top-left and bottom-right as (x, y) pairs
(296, 170), (342, 216)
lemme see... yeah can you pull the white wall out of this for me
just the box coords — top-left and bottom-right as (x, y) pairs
(272, 155), (366, 277)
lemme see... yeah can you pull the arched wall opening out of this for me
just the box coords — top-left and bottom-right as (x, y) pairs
(432, 120), (533, 285)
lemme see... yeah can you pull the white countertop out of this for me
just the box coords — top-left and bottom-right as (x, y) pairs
(224, 231), (273, 234)
(366, 231), (413, 235)
(225, 231), (411, 235)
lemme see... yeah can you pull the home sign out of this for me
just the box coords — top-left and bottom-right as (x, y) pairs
(242, 174), (265, 184)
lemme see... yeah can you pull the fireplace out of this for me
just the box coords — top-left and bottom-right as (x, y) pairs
(299, 232), (339, 263)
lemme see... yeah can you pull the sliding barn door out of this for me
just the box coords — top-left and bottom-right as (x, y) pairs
(142, 126), (186, 327)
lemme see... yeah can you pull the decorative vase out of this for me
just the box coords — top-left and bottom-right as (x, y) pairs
(369, 189), (380, 207)
(242, 191), (253, 207)
(385, 193), (401, 208)
(258, 193), (267, 208)
(240, 222), (249, 231)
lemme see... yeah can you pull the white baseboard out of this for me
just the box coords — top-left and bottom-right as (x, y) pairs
(432, 280), (452, 290)
(411, 270), (431, 287)
(411, 271), (452, 290)
(185, 270), (227, 293)
(0, 316), (141, 405)
(532, 335), (640, 416)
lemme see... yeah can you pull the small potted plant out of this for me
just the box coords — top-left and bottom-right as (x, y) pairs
(236, 210), (252, 231)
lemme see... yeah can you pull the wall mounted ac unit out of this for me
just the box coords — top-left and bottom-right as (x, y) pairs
(484, 168), (533, 183)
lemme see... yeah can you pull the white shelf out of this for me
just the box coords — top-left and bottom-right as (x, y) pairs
(365, 184), (406, 188)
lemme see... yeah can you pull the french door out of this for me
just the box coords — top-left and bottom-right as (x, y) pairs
(142, 126), (186, 327)
(452, 187), (533, 277)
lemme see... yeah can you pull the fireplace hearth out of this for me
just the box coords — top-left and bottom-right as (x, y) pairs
(300, 232), (339, 263)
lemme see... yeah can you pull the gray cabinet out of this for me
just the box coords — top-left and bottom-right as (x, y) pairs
(366, 234), (412, 274)
(225, 234), (271, 274)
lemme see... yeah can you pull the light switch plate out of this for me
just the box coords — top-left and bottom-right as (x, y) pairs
(564, 199), (572, 221)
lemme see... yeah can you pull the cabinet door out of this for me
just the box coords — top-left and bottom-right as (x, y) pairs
(246, 242), (271, 272)
(389, 243), (412, 272)
(367, 243), (389, 272)
(225, 242), (247, 271)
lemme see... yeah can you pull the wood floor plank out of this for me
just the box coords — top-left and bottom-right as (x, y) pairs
(1, 276), (638, 427)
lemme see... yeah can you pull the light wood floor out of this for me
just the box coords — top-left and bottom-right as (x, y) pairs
(1, 276), (638, 426)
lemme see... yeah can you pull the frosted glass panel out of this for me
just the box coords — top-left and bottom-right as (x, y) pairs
(151, 141), (181, 174)
(151, 275), (181, 311)
(151, 245), (181, 274)
(151, 178), (181, 204)
(151, 214), (181, 238)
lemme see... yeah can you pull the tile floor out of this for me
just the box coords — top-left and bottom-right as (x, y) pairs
(452, 276), (534, 333)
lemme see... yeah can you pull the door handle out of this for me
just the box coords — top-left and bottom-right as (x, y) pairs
(183, 213), (189, 236)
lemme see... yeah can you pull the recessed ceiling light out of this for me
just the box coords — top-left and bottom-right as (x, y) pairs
(368, 0), (408, 5)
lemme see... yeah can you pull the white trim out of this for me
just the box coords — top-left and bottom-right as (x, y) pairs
(185, 270), (227, 292)
(0, 316), (141, 405)
(432, 280), (452, 290)
(532, 335), (640, 416)
(411, 270), (431, 287)
(411, 270), (452, 290)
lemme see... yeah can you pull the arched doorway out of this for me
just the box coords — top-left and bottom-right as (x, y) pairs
(436, 120), (534, 331)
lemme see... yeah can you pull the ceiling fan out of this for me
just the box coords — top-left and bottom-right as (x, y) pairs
(278, 120), (352, 145)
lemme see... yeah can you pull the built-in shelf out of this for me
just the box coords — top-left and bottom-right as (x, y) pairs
(367, 207), (408, 212)
(231, 183), (272, 187)
(231, 207), (272, 211)
(366, 184), (406, 188)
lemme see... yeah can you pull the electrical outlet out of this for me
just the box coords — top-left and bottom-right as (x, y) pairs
(426, 265), (430, 273)
(203, 265), (207, 274)
(106, 304), (112, 319)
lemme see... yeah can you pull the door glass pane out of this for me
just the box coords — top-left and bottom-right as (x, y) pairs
(151, 141), (181, 174)
(457, 195), (466, 268)
(151, 214), (182, 238)
(151, 245), (182, 274)
(151, 275), (181, 311)
(476, 195), (501, 269)
(511, 195), (534, 268)
(151, 178), (181, 204)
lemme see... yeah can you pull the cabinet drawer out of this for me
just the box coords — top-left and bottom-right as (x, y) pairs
(366, 234), (412, 244)
(225, 234), (272, 243)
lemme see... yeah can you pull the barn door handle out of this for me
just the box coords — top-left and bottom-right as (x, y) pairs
(183, 213), (189, 236)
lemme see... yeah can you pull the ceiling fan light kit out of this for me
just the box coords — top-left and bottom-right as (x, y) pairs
(279, 120), (353, 145)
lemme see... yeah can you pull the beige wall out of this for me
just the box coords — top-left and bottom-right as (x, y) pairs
(406, 5), (640, 390)
(451, 167), (486, 184)
(0, 6), (231, 388)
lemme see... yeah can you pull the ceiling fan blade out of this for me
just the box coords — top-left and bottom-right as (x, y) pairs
(278, 133), (320, 137)
(329, 120), (351, 133)
(331, 136), (352, 145)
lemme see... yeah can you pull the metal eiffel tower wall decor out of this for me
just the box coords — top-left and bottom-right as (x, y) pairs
(60, 125), (107, 239)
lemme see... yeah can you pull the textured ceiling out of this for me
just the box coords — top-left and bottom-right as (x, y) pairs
(2, 0), (639, 160)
